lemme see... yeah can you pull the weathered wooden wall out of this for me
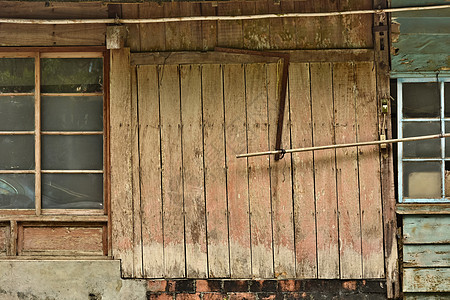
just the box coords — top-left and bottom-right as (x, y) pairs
(110, 48), (386, 280)
(391, 0), (450, 74)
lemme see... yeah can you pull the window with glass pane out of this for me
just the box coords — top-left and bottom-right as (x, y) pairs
(0, 52), (105, 211)
(398, 78), (450, 203)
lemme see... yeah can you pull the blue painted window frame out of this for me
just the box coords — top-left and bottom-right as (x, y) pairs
(398, 77), (450, 203)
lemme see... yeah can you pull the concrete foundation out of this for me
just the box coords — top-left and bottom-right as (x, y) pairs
(0, 260), (146, 300)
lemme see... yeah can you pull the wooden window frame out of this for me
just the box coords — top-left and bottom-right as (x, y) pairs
(0, 47), (110, 219)
(398, 77), (450, 203)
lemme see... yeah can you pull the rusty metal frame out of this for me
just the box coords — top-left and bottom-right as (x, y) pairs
(214, 47), (290, 161)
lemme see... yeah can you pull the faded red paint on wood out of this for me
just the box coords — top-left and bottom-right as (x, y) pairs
(139, 2), (166, 52)
(355, 62), (384, 278)
(267, 63), (295, 278)
(223, 64), (252, 278)
(333, 62), (363, 279)
(110, 48), (134, 277)
(246, 63), (273, 278)
(137, 65), (165, 278)
(289, 63), (317, 278)
(159, 64), (185, 278)
(310, 62), (339, 279)
(181, 64), (208, 278)
(19, 226), (104, 255)
(202, 64), (230, 278)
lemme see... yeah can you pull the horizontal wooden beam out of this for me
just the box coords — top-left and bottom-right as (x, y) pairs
(397, 204), (450, 215)
(0, 215), (108, 222)
(131, 49), (374, 65)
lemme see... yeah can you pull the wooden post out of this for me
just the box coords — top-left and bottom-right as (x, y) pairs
(374, 0), (400, 297)
(110, 48), (134, 277)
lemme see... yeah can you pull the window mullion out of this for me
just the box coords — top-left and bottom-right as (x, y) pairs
(398, 80), (404, 203)
(34, 52), (41, 216)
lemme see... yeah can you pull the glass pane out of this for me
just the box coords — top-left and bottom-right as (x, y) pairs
(445, 83), (450, 117)
(42, 135), (103, 170)
(445, 122), (450, 158)
(403, 82), (440, 118)
(42, 96), (103, 131)
(403, 121), (441, 158)
(42, 173), (103, 209)
(403, 161), (441, 199)
(0, 58), (35, 93)
(0, 96), (34, 131)
(41, 58), (103, 93)
(0, 174), (34, 209)
(0, 135), (34, 170)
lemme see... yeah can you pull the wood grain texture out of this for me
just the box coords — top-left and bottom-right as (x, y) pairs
(0, 225), (8, 254)
(137, 65), (165, 278)
(355, 62), (384, 278)
(200, 2), (217, 51)
(289, 63), (317, 279)
(268, 0), (297, 50)
(0, 1), (108, 18)
(110, 48), (134, 277)
(202, 64), (230, 278)
(122, 4), (140, 52)
(242, 0), (270, 50)
(403, 268), (450, 293)
(19, 226), (104, 255)
(164, 2), (182, 50)
(403, 216), (450, 244)
(333, 62), (363, 279)
(223, 64), (252, 278)
(217, 2), (243, 48)
(0, 24), (106, 47)
(246, 63), (273, 278)
(267, 63), (295, 279)
(131, 65), (143, 278)
(403, 244), (450, 268)
(310, 62), (339, 279)
(180, 64), (208, 278)
(139, 2), (166, 52)
(179, 2), (202, 51)
(159, 64), (186, 278)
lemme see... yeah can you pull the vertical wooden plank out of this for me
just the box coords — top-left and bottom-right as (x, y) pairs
(131, 65), (143, 278)
(333, 62), (363, 279)
(164, 2), (182, 50)
(202, 64), (230, 278)
(180, 64), (208, 278)
(355, 61), (384, 278)
(295, 2), (319, 49)
(122, 4), (140, 52)
(310, 62), (339, 279)
(267, 63), (295, 278)
(138, 65), (165, 278)
(246, 63), (273, 278)
(139, 2), (166, 52)
(242, 0), (270, 50)
(200, 2), (217, 51)
(289, 63), (317, 278)
(179, 3), (202, 51)
(223, 64), (252, 278)
(217, 2), (243, 48)
(159, 64), (185, 278)
(374, 0), (399, 295)
(268, 0), (297, 50)
(110, 48), (134, 277)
